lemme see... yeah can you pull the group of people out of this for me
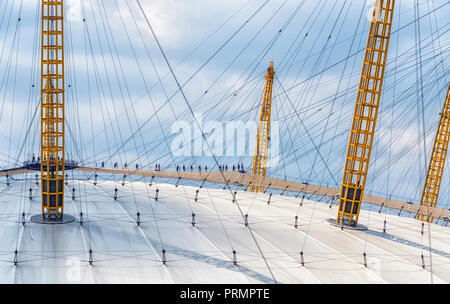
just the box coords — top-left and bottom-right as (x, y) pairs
(108, 162), (140, 170)
(97, 161), (159, 171)
(28, 155), (65, 163)
(26, 154), (78, 168)
(175, 165), (208, 172)
(96, 162), (245, 173)
(174, 163), (245, 173)
(219, 163), (245, 173)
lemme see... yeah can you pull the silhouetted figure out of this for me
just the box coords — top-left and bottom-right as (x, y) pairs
(183, 165), (186, 171)
(232, 165), (235, 171)
(205, 165), (207, 171)
(190, 165), (193, 171)
(198, 165), (201, 172)
(136, 163), (139, 170)
(101, 161), (105, 168)
(225, 165), (228, 171)
(176, 165), (180, 172)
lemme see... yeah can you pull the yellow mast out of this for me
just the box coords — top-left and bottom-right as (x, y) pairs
(418, 83), (450, 222)
(41, 0), (65, 219)
(250, 61), (275, 193)
(337, 0), (395, 227)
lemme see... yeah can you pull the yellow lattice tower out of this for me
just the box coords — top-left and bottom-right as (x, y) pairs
(418, 83), (450, 223)
(250, 61), (274, 193)
(337, 0), (395, 227)
(41, 0), (65, 219)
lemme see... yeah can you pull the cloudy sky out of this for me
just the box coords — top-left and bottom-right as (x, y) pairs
(0, 0), (449, 206)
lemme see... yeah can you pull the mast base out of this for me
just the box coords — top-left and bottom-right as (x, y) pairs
(30, 214), (75, 225)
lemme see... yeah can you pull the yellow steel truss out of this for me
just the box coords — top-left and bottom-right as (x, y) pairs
(41, 0), (65, 219)
(250, 61), (275, 193)
(337, 0), (395, 227)
(418, 83), (450, 223)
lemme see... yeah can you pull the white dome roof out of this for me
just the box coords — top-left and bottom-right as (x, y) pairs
(2, 179), (448, 283)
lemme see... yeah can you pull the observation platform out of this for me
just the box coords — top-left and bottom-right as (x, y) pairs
(22, 160), (79, 171)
